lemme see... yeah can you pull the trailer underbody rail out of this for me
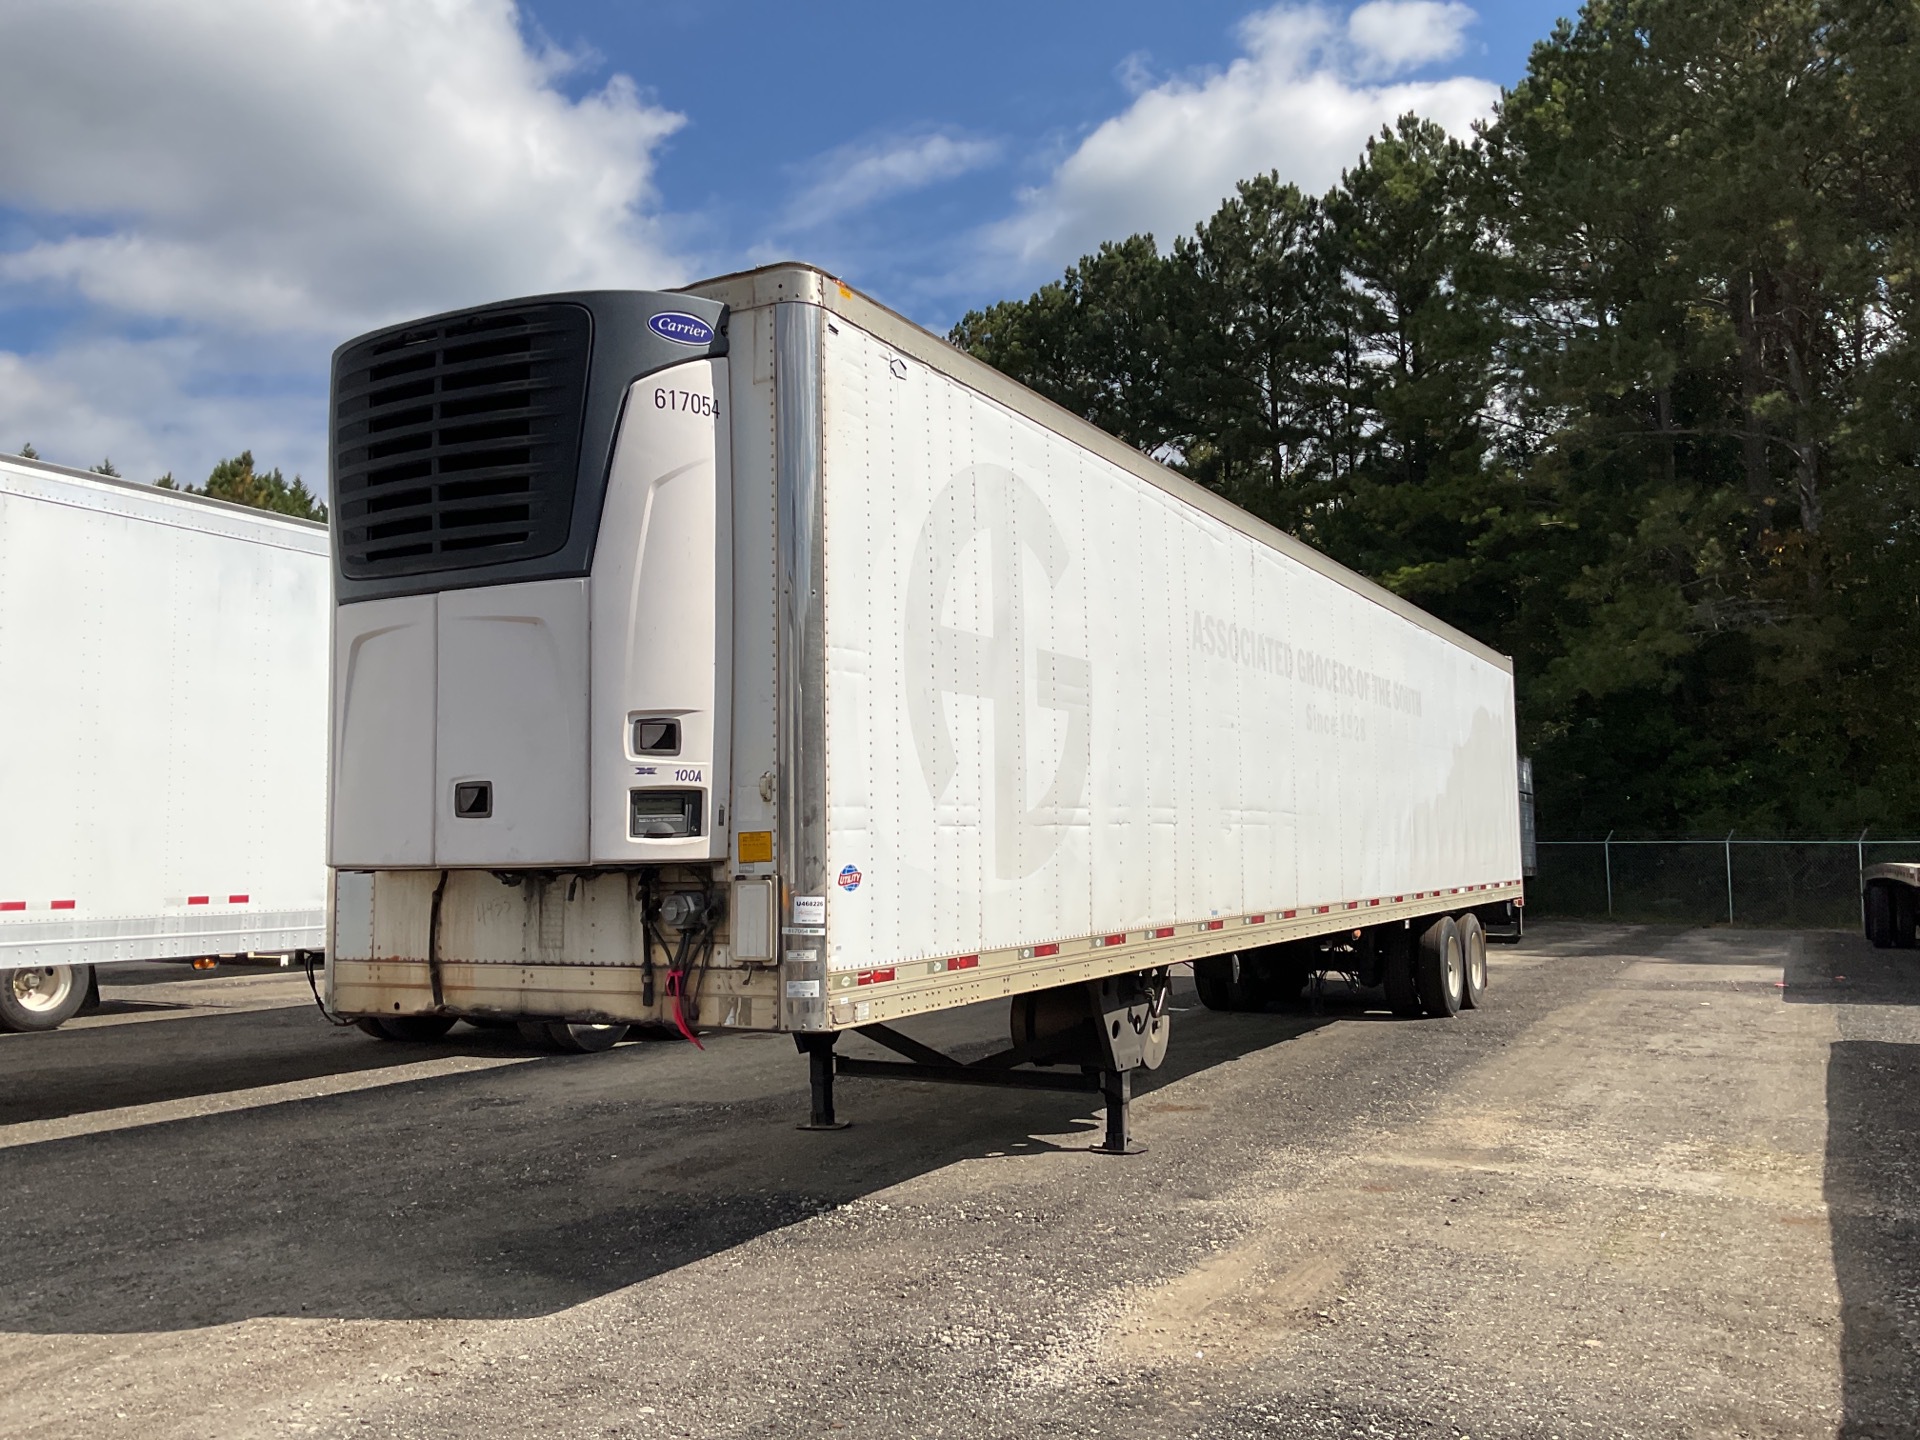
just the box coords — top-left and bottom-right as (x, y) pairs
(797, 1026), (1142, 1154)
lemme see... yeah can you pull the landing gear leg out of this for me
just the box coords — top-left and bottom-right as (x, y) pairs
(1094, 1068), (1143, 1156)
(796, 1032), (850, 1130)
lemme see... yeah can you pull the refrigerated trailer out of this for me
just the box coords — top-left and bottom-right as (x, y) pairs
(0, 453), (330, 1030)
(324, 264), (1523, 1147)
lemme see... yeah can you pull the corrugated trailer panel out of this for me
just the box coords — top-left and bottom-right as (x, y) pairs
(817, 316), (1520, 975)
(0, 457), (329, 968)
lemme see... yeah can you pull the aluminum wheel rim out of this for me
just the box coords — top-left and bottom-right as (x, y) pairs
(1446, 940), (1464, 1003)
(11, 966), (75, 1014)
(1469, 943), (1487, 993)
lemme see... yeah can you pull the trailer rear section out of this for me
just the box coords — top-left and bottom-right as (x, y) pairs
(324, 265), (1523, 1142)
(1865, 863), (1919, 949)
(0, 456), (330, 1030)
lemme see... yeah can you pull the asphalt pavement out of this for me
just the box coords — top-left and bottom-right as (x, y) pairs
(1, 924), (1914, 1439)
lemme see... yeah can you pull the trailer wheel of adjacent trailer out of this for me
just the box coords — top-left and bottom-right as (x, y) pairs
(1192, 953), (1265, 1012)
(1414, 917), (1465, 1018)
(1864, 882), (1916, 950)
(1866, 883), (1893, 948)
(0, 963), (92, 1032)
(354, 1015), (458, 1042)
(1458, 914), (1488, 1009)
(518, 1020), (629, 1053)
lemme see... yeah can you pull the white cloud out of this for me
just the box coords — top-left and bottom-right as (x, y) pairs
(782, 133), (1000, 233)
(0, 0), (690, 336)
(1345, 1), (1477, 77)
(0, 0), (693, 489)
(982, 2), (1500, 275)
(0, 336), (325, 488)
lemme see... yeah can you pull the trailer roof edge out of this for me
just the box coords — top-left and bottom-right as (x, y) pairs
(0, 451), (329, 534)
(682, 261), (1514, 677)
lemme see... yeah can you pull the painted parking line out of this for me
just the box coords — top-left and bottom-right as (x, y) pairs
(0, 1051), (547, 1151)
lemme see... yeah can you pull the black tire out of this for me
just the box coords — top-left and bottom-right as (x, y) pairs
(1458, 914), (1488, 1009)
(1895, 885), (1919, 951)
(519, 1020), (628, 1053)
(1866, 883), (1895, 948)
(1415, 917), (1464, 1018)
(0, 963), (91, 1032)
(1381, 927), (1422, 1016)
(356, 1015), (457, 1042)
(1265, 954), (1314, 1007)
(1192, 953), (1264, 1012)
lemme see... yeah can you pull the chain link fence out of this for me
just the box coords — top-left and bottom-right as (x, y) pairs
(1530, 837), (1920, 929)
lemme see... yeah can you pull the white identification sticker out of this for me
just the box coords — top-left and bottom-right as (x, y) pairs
(792, 895), (826, 925)
(785, 979), (821, 999)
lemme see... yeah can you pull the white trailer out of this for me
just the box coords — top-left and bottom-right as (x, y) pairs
(0, 454), (330, 1030)
(324, 265), (1522, 1146)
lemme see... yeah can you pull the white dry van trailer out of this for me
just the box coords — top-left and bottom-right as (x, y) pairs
(0, 454), (330, 1030)
(325, 264), (1523, 1148)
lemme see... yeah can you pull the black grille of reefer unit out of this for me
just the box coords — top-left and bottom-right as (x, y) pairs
(332, 304), (591, 579)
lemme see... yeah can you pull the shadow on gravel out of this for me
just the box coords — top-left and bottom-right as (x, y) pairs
(1825, 1039), (1920, 1438)
(0, 1006), (530, 1127)
(1782, 930), (1920, 1007)
(0, 982), (1370, 1335)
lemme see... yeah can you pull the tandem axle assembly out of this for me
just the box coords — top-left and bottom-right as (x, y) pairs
(794, 968), (1173, 1155)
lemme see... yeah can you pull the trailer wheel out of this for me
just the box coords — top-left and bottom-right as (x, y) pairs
(1866, 883), (1894, 948)
(1381, 929), (1422, 1017)
(1192, 953), (1264, 1012)
(1458, 914), (1488, 1009)
(1895, 886), (1919, 951)
(1414, 917), (1464, 1018)
(355, 1015), (457, 1042)
(0, 964), (91, 1032)
(519, 1020), (628, 1053)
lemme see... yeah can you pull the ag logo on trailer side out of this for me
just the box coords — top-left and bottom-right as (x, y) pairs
(904, 464), (1091, 881)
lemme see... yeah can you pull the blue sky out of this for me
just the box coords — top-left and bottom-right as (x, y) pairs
(0, 0), (1572, 492)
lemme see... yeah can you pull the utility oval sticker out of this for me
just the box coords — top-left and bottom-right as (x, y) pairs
(648, 311), (715, 346)
(838, 865), (863, 891)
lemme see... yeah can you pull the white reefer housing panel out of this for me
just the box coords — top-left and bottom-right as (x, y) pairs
(816, 318), (1521, 973)
(0, 456), (329, 968)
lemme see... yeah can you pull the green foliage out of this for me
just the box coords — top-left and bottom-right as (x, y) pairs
(156, 451), (328, 523)
(17, 442), (37, 459)
(953, 0), (1920, 837)
(89, 458), (119, 477)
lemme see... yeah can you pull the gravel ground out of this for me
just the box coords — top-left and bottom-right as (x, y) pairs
(0, 923), (1913, 1439)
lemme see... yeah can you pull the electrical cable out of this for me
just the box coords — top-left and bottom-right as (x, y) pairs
(638, 871), (658, 1007)
(303, 951), (355, 1027)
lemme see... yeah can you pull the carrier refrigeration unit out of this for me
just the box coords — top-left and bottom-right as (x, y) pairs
(0, 453), (330, 1030)
(324, 264), (1523, 1148)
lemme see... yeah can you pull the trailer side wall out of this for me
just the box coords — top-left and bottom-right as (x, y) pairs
(0, 458), (329, 968)
(816, 317), (1521, 978)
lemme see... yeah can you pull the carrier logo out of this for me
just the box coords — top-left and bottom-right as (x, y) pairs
(648, 311), (715, 346)
(906, 464), (1090, 880)
(838, 865), (863, 891)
